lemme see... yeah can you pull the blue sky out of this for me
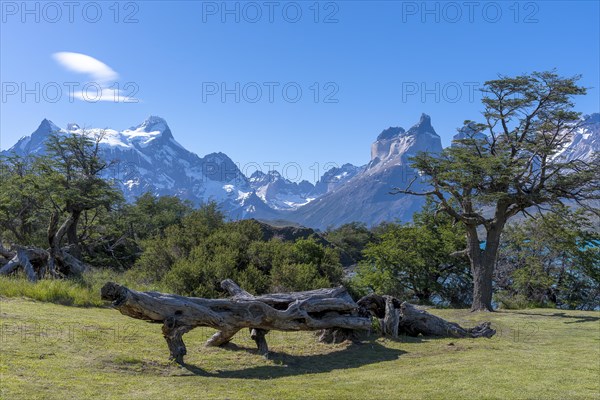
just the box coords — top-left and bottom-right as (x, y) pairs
(1, 1), (599, 182)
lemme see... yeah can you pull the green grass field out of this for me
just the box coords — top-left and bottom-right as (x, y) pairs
(1, 296), (599, 400)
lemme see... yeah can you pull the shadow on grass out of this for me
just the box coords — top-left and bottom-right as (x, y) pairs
(179, 340), (406, 379)
(500, 310), (600, 324)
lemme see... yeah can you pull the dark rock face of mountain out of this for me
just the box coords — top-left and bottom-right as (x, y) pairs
(311, 163), (363, 196)
(284, 114), (443, 229)
(252, 219), (327, 244)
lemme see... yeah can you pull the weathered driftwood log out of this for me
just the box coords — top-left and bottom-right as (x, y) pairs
(1, 211), (89, 281)
(399, 302), (495, 338)
(221, 279), (364, 345)
(358, 294), (495, 339)
(357, 294), (401, 337)
(101, 280), (371, 364)
(0, 244), (87, 281)
(0, 247), (49, 282)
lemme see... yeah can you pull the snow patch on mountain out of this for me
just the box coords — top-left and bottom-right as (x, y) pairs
(553, 113), (599, 162)
(311, 163), (362, 196)
(2, 116), (261, 218)
(249, 170), (316, 210)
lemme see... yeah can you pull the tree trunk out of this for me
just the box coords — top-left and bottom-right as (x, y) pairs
(101, 280), (371, 364)
(399, 302), (495, 338)
(470, 257), (495, 312)
(66, 210), (82, 259)
(466, 223), (502, 312)
(44, 211), (87, 277)
(383, 296), (400, 338)
(358, 294), (496, 338)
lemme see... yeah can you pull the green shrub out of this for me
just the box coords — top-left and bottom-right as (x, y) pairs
(270, 263), (330, 292)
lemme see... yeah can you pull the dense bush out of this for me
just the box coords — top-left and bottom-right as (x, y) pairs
(495, 208), (599, 310)
(352, 199), (471, 305)
(133, 212), (343, 297)
(325, 222), (374, 264)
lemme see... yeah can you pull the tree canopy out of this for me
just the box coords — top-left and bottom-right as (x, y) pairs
(395, 71), (599, 311)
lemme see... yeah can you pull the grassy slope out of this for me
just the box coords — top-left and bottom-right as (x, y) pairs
(1, 297), (599, 400)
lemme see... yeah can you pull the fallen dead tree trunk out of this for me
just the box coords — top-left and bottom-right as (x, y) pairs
(399, 302), (495, 338)
(0, 210), (90, 281)
(101, 280), (371, 364)
(0, 245), (87, 281)
(358, 294), (496, 339)
(220, 279), (365, 345)
(0, 247), (49, 282)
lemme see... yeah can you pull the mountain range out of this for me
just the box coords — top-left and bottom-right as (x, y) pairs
(2, 113), (598, 230)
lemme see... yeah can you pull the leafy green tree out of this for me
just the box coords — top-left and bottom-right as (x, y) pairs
(43, 131), (122, 259)
(132, 201), (225, 282)
(162, 218), (343, 296)
(355, 200), (469, 304)
(0, 155), (51, 247)
(164, 219), (264, 297)
(325, 222), (374, 264)
(123, 193), (193, 241)
(495, 208), (599, 310)
(282, 238), (343, 291)
(270, 263), (330, 292)
(394, 71), (599, 311)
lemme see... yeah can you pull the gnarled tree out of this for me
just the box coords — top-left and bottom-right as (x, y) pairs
(0, 129), (122, 279)
(394, 71), (600, 311)
(43, 131), (122, 262)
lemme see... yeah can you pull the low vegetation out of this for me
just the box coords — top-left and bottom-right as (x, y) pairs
(1, 297), (598, 399)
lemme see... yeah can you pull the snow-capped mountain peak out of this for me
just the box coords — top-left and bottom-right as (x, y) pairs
(131, 115), (170, 133)
(57, 116), (175, 150)
(248, 168), (315, 210)
(121, 116), (173, 147)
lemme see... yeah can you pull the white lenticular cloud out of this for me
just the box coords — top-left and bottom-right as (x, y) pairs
(52, 51), (139, 102)
(53, 51), (118, 84)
